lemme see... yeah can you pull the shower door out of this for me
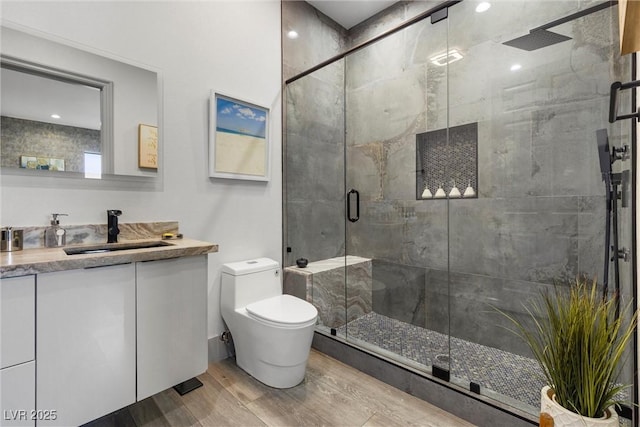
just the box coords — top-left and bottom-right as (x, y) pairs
(284, 59), (348, 338)
(343, 13), (452, 376)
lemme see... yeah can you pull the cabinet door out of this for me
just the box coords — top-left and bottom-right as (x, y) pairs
(0, 276), (35, 369)
(0, 362), (35, 427)
(37, 263), (136, 427)
(136, 255), (207, 400)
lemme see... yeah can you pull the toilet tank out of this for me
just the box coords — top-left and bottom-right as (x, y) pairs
(221, 258), (281, 309)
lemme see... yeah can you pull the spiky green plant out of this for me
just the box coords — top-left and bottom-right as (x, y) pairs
(499, 277), (637, 418)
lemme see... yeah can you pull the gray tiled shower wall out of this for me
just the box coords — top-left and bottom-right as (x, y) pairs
(284, 0), (632, 361)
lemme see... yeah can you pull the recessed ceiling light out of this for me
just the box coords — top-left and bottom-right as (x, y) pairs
(475, 2), (491, 13)
(50, 114), (61, 119)
(510, 64), (522, 71)
(287, 30), (299, 39)
(429, 49), (464, 67)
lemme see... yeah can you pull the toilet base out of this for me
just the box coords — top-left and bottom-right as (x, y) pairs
(237, 355), (308, 389)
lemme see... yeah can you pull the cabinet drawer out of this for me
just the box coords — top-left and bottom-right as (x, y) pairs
(0, 361), (36, 427)
(0, 276), (35, 369)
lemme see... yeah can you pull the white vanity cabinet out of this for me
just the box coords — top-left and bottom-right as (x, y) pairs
(136, 255), (207, 400)
(36, 263), (136, 427)
(0, 275), (35, 427)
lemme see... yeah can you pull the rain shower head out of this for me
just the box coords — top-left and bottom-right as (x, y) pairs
(502, 2), (612, 51)
(502, 29), (571, 51)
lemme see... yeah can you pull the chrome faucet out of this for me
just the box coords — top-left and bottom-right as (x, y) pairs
(107, 210), (122, 243)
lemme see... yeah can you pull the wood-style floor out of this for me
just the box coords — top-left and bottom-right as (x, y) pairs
(86, 349), (476, 427)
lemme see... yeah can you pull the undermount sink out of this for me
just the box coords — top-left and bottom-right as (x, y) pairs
(64, 240), (173, 255)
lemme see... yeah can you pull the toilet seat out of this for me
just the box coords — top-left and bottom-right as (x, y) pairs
(245, 294), (317, 327)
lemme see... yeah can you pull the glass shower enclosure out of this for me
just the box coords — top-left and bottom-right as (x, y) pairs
(284, 0), (635, 420)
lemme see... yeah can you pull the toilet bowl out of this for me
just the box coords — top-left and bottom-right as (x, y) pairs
(220, 258), (318, 388)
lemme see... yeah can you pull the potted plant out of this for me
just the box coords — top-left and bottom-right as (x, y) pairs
(499, 277), (637, 426)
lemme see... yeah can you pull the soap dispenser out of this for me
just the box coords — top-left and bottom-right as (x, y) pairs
(45, 213), (68, 248)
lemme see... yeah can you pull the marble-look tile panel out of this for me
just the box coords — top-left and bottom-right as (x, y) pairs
(347, 200), (449, 271)
(284, 256), (372, 329)
(577, 195), (608, 281)
(346, 67), (426, 146)
(20, 221), (179, 249)
(372, 260), (426, 327)
(282, 270), (310, 301)
(287, 255), (370, 274)
(448, 196), (579, 284)
(285, 66), (344, 148)
(285, 200), (345, 265)
(424, 268), (554, 357)
(281, 0), (347, 81)
(347, 1), (442, 50)
(286, 133), (344, 202)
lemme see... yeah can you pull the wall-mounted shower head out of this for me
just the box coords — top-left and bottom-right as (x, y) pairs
(502, 2), (612, 51)
(502, 29), (571, 51)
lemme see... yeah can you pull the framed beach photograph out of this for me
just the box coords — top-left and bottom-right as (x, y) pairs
(209, 91), (270, 181)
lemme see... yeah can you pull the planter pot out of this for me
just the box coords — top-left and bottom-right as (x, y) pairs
(540, 386), (619, 427)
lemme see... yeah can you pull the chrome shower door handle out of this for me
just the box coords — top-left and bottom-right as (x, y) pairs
(347, 189), (360, 223)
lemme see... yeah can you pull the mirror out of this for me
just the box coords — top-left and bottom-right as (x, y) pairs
(0, 26), (159, 178)
(1, 62), (107, 177)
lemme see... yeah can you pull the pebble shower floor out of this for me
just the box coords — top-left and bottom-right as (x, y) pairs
(336, 312), (544, 409)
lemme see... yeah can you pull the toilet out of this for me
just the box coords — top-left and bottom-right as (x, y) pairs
(220, 258), (318, 388)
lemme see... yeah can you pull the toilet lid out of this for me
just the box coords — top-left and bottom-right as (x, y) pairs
(246, 294), (318, 325)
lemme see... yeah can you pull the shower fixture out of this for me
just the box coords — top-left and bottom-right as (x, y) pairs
(596, 128), (616, 305)
(502, 1), (612, 51)
(596, 129), (630, 315)
(503, 29), (571, 51)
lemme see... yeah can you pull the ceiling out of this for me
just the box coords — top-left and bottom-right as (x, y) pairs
(306, 0), (398, 29)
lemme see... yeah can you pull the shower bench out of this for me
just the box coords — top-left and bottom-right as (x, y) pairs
(283, 255), (373, 329)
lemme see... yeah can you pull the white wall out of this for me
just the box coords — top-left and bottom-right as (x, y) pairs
(0, 1), (282, 357)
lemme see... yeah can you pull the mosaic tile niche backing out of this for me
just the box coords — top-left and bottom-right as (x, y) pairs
(416, 122), (478, 200)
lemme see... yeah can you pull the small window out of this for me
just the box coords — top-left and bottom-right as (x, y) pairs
(84, 152), (101, 179)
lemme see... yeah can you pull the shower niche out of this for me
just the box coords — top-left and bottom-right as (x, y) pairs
(416, 122), (478, 200)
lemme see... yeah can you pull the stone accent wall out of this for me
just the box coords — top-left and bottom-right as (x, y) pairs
(1, 116), (101, 172)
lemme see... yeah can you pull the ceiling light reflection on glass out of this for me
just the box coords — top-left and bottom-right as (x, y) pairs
(475, 2), (491, 13)
(429, 49), (464, 67)
(510, 64), (522, 71)
(50, 114), (61, 119)
(287, 30), (299, 39)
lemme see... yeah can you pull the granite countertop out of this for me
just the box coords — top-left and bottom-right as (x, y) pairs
(0, 238), (218, 278)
